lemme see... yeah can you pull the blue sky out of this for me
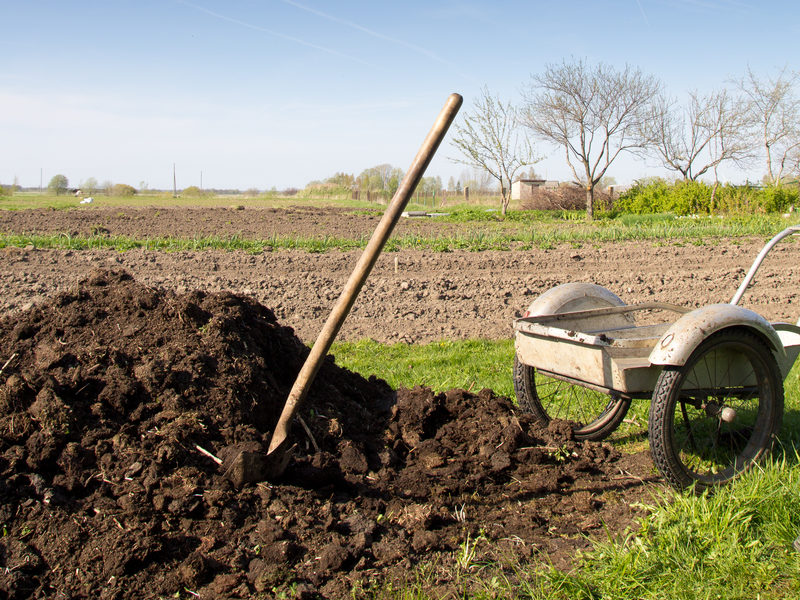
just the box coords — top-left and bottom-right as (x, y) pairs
(2, 0), (798, 191)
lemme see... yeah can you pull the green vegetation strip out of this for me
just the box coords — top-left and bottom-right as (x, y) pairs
(547, 453), (800, 600)
(0, 192), (381, 211)
(332, 338), (800, 600)
(1, 213), (798, 253)
(0, 233), (366, 253)
(331, 339), (515, 396)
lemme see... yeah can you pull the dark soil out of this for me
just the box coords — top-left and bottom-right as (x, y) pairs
(0, 270), (658, 599)
(0, 206), (469, 241)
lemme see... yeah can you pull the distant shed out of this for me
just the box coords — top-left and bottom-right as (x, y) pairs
(511, 179), (559, 201)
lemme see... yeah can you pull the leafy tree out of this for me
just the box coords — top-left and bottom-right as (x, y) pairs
(356, 164), (403, 193)
(415, 176), (442, 196)
(111, 183), (137, 196)
(181, 185), (205, 197)
(326, 172), (355, 187)
(450, 87), (539, 215)
(48, 174), (69, 195)
(598, 175), (617, 189)
(458, 168), (493, 193)
(1, 177), (19, 196)
(523, 58), (662, 219)
(516, 167), (542, 182)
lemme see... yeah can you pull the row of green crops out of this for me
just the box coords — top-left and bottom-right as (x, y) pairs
(1, 212), (797, 254)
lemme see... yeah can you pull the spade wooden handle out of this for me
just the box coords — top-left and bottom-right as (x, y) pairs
(267, 93), (463, 454)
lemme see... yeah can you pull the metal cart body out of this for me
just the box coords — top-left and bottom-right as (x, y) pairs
(513, 226), (800, 490)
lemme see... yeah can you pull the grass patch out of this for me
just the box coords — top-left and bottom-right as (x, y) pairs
(361, 455), (800, 600)
(546, 452), (800, 600)
(2, 212), (798, 254)
(330, 339), (515, 397)
(0, 191), (384, 211)
(0, 233), (369, 253)
(333, 339), (800, 600)
(331, 340), (799, 457)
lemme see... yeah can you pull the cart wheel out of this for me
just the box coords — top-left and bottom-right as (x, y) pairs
(648, 329), (783, 491)
(514, 355), (630, 441)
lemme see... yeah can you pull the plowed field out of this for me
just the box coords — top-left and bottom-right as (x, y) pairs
(0, 207), (798, 598)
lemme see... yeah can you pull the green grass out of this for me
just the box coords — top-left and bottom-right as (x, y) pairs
(545, 452), (800, 600)
(2, 194), (799, 253)
(331, 339), (515, 396)
(0, 191), (384, 211)
(0, 232), (371, 253)
(2, 211), (798, 254)
(331, 338), (800, 600)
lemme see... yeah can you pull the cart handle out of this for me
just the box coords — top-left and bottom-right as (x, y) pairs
(731, 225), (800, 306)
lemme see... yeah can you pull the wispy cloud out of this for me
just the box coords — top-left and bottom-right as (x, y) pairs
(648, 0), (751, 13)
(175, 0), (373, 66)
(276, 0), (476, 82)
(634, 0), (650, 25)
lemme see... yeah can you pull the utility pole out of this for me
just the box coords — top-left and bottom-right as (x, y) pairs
(200, 170), (203, 191)
(40, 168), (43, 193)
(173, 163), (177, 198)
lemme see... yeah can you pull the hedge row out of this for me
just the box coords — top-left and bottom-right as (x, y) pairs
(613, 179), (798, 215)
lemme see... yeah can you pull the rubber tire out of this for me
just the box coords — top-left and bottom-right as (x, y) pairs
(648, 329), (783, 492)
(514, 354), (631, 441)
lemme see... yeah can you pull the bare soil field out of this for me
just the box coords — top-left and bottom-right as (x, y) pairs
(1, 207), (799, 599)
(1, 220), (798, 345)
(0, 206), (470, 240)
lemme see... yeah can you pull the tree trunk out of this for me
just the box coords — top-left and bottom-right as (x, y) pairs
(710, 180), (719, 209)
(765, 139), (774, 185)
(585, 185), (594, 221)
(501, 184), (508, 216)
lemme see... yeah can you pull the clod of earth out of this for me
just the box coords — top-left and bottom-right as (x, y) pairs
(0, 269), (656, 599)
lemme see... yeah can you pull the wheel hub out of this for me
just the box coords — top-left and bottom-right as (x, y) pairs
(703, 401), (737, 423)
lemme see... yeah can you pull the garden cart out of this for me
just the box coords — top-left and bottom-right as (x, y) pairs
(513, 226), (800, 491)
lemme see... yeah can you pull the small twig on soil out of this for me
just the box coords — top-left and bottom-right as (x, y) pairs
(297, 416), (321, 453)
(612, 468), (646, 483)
(194, 444), (223, 465)
(511, 415), (524, 433)
(467, 381), (475, 392)
(519, 445), (560, 452)
(0, 353), (18, 378)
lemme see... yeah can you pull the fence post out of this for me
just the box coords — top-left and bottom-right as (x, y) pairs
(464, 186), (469, 203)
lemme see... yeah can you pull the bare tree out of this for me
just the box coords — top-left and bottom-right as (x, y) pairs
(522, 59), (662, 219)
(450, 87), (539, 215)
(736, 66), (800, 185)
(642, 89), (751, 181)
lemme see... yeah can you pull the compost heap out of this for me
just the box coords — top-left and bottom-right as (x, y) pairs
(0, 269), (652, 599)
